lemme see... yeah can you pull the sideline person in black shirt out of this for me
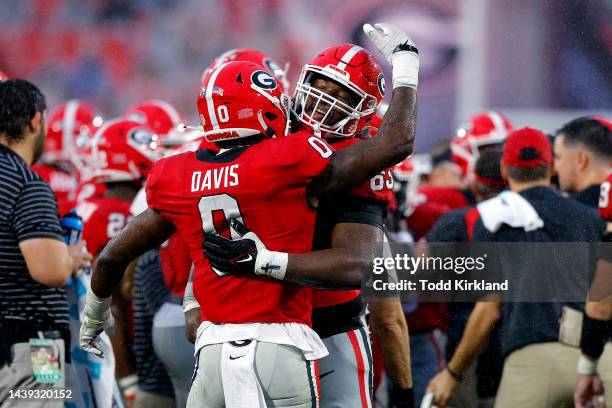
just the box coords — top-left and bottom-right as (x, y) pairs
(0, 79), (92, 404)
(427, 128), (606, 408)
(575, 163), (612, 408)
(425, 149), (505, 407)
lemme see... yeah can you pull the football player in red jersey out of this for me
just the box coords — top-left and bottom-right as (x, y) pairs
(81, 22), (418, 408)
(203, 27), (417, 407)
(32, 100), (102, 214)
(292, 41), (412, 408)
(78, 118), (162, 402)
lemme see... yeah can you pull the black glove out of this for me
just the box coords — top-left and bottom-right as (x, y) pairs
(203, 229), (258, 277)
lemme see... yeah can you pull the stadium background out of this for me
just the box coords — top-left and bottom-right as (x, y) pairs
(1, 0), (610, 152)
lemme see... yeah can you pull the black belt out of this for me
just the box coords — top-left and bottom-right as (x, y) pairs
(312, 296), (365, 339)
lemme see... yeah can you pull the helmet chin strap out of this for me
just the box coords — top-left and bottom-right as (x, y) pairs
(256, 110), (273, 137)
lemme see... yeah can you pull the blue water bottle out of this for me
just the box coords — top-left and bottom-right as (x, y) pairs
(61, 210), (85, 286)
(61, 210), (83, 245)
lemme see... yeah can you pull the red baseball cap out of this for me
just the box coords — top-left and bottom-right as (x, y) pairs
(591, 115), (612, 132)
(502, 127), (552, 168)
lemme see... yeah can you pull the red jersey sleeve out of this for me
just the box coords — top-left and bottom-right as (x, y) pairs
(145, 156), (183, 214)
(145, 159), (164, 212)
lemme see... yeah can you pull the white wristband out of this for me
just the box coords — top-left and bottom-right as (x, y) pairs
(183, 265), (200, 313)
(391, 52), (419, 89)
(254, 249), (288, 280)
(119, 374), (138, 398)
(577, 355), (598, 375)
(85, 290), (112, 322)
(183, 282), (200, 313)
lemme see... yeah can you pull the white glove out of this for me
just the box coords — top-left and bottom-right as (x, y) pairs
(80, 290), (115, 357)
(242, 231), (288, 281)
(363, 22), (420, 89)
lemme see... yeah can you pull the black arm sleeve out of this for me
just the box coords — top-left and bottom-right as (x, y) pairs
(581, 315), (611, 359)
(335, 196), (386, 229)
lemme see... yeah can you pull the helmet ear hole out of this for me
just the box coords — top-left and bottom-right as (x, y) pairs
(264, 112), (277, 121)
(236, 73), (243, 83)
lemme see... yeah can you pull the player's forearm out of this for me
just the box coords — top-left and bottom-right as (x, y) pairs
(447, 301), (500, 375)
(310, 88), (416, 196)
(369, 299), (412, 388)
(285, 249), (365, 289)
(91, 252), (132, 297)
(374, 87), (417, 165)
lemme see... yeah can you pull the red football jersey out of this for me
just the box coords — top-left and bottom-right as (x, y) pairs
(32, 163), (78, 215)
(312, 137), (393, 309)
(146, 131), (333, 325)
(160, 233), (192, 297)
(77, 196), (133, 259)
(599, 173), (612, 221)
(75, 181), (107, 204)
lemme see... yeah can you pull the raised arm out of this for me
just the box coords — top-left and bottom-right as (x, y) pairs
(310, 23), (419, 197)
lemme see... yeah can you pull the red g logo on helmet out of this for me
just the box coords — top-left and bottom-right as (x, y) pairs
(128, 128), (158, 148)
(251, 70), (277, 90)
(90, 119), (161, 184)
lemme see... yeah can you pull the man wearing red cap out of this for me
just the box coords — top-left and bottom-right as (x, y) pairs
(427, 128), (608, 408)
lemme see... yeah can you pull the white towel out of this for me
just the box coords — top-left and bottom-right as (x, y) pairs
(221, 339), (267, 408)
(477, 191), (544, 233)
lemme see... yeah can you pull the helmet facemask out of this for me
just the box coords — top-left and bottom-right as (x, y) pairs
(293, 66), (378, 138)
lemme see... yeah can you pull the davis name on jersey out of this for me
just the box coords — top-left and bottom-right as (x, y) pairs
(190, 164), (239, 192)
